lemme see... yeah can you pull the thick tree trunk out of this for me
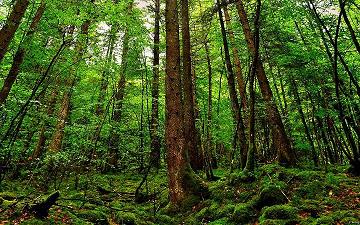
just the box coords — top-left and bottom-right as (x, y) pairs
(182, 0), (201, 171)
(165, 0), (206, 207)
(0, 0), (30, 62)
(235, 0), (296, 166)
(149, 0), (161, 169)
(223, 6), (247, 110)
(0, 2), (46, 105)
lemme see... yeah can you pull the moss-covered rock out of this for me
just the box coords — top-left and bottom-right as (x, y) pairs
(256, 185), (287, 208)
(155, 214), (176, 225)
(208, 217), (234, 225)
(260, 219), (294, 225)
(231, 203), (255, 224)
(77, 209), (109, 225)
(259, 205), (298, 224)
(310, 210), (358, 225)
(0, 191), (18, 200)
(1, 199), (16, 209)
(114, 212), (137, 225)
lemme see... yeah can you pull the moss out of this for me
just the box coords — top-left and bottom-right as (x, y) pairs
(231, 203), (255, 224)
(295, 180), (326, 199)
(114, 212), (137, 225)
(295, 171), (322, 181)
(260, 205), (298, 221)
(77, 209), (108, 225)
(1, 199), (16, 209)
(0, 192), (18, 200)
(311, 210), (358, 225)
(155, 214), (176, 225)
(208, 218), (234, 225)
(259, 219), (294, 225)
(21, 218), (48, 225)
(256, 185), (287, 208)
(297, 199), (323, 218)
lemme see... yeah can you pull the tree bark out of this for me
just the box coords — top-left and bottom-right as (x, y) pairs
(48, 21), (91, 152)
(245, 0), (260, 173)
(165, 0), (206, 207)
(182, 0), (201, 171)
(235, 0), (296, 166)
(223, 6), (247, 110)
(0, 0), (30, 62)
(149, 0), (161, 169)
(0, 1), (46, 105)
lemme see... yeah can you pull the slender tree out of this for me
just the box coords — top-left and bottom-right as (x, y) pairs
(149, 0), (161, 169)
(218, 0), (248, 169)
(182, 0), (202, 171)
(235, 0), (296, 166)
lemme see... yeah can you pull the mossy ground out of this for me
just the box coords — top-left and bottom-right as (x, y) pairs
(0, 165), (359, 224)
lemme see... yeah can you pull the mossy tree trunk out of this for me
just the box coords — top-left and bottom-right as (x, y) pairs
(165, 0), (207, 207)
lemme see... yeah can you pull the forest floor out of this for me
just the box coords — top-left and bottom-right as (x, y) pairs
(0, 164), (359, 225)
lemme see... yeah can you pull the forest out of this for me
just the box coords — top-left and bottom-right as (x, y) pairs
(0, 0), (359, 224)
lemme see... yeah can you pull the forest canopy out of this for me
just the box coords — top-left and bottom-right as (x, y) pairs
(0, 0), (359, 224)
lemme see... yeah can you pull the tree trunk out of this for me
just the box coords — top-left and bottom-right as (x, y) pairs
(149, 0), (161, 169)
(204, 42), (215, 179)
(218, 1), (248, 169)
(165, 0), (207, 207)
(235, 0), (296, 166)
(339, 0), (360, 54)
(32, 87), (58, 159)
(0, 0), (30, 62)
(182, 0), (201, 171)
(48, 21), (91, 152)
(0, 2), (46, 105)
(223, 6), (247, 110)
(245, 0), (261, 173)
(108, 2), (133, 167)
(290, 79), (318, 167)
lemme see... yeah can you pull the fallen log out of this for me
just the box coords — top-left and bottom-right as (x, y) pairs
(28, 191), (60, 218)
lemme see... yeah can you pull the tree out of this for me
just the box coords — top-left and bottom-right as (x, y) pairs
(0, 0), (30, 62)
(149, 0), (161, 169)
(165, 0), (207, 207)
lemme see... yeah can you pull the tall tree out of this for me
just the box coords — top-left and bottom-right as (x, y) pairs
(48, 20), (91, 152)
(108, 2), (133, 167)
(0, 0), (30, 62)
(0, 1), (46, 105)
(165, 0), (207, 207)
(223, 6), (247, 110)
(218, 1), (248, 169)
(182, 0), (202, 171)
(149, 0), (161, 169)
(235, 0), (296, 166)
